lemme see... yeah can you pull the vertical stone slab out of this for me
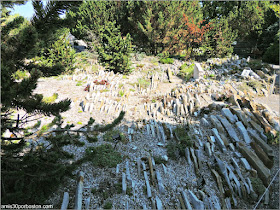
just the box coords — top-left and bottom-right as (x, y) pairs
(122, 172), (127, 194)
(61, 192), (69, 210)
(74, 171), (84, 210)
(238, 145), (271, 186)
(236, 121), (251, 144)
(193, 63), (204, 80)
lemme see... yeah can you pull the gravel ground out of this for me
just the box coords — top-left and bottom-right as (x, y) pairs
(26, 61), (280, 209)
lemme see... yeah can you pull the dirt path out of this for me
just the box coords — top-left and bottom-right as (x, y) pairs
(254, 94), (280, 116)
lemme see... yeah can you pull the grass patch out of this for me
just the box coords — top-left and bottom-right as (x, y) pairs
(76, 81), (83, 86)
(100, 89), (110, 93)
(77, 121), (82, 125)
(178, 63), (195, 81)
(247, 80), (264, 90)
(159, 57), (174, 64)
(84, 144), (122, 168)
(42, 93), (58, 103)
(118, 90), (124, 97)
(122, 75), (128, 79)
(129, 89), (135, 92)
(238, 82), (251, 92)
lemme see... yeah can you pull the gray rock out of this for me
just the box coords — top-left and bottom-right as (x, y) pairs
(221, 108), (237, 124)
(236, 121), (251, 144)
(201, 118), (210, 127)
(241, 158), (252, 170)
(248, 128), (274, 158)
(137, 158), (141, 177)
(193, 63), (204, 79)
(211, 128), (226, 152)
(155, 170), (165, 194)
(126, 161), (132, 184)
(215, 156), (233, 193)
(229, 143), (235, 151)
(230, 107), (249, 128)
(185, 148), (192, 164)
(239, 145), (271, 186)
(143, 171), (152, 198)
(156, 196), (163, 210)
(205, 142), (212, 156)
(195, 149), (202, 168)
(210, 115), (225, 134)
(181, 191), (192, 210)
(122, 172), (127, 194)
(217, 115), (240, 142)
(188, 190), (204, 210)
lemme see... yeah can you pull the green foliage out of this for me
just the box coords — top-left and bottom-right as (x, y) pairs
(250, 177), (266, 195)
(42, 93), (58, 104)
(84, 144), (122, 168)
(263, 30), (279, 64)
(34, 33), (77, 75)
(12, 70), (29, 80)
(118, 90), (125, 97)
(159, 57), (174, 64)
(178, 63), (195, 81)
(103, 129), (125, 143)
(153, 155), (167, 164)
(76, 81), (83, 86)
(167, 126), (193, 160)
(104, 202), (113, 209)
(96, 21), (133, 75)
(66, 1), (117, 40)
(128, 1), (203, 55)
(266, 131), (279, 145)
(137, 78), (150, 89)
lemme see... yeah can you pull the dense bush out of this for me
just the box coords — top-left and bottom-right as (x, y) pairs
(178, 63), (195, 81)
(34, 33), (76, 75)
(263, 31), (279, 64)
(96, 21), (133, 74)
(159, 57), (174, 64)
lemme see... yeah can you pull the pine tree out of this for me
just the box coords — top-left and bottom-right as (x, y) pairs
(96, 21), (133, 75)
(1, 1), (125, 204)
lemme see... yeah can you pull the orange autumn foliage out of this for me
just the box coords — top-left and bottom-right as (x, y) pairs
(165, 14), (211, 58)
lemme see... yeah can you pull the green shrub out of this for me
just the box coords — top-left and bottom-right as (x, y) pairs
(12, 70), (29, 80)
(84, 144), (122, 168)
(42, 93), (58, 103)
(104, 202), (113, 209)
(167, 126), (193, 160)
(263, 41), (279, 65)
(35, 33), (76, 75)
(250, 177), (266, 195)
(103, 129), (125, 143)
(76, 81), (83, 86)
(159, 57), (174, 64)
(153, 155), (167, 164)
(118, 90), (124, 97)
(96, 21), (133, 75)
(179, 63), (195, 81)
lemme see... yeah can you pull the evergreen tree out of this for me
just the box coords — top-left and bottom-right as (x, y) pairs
(96, 21), (133, 74)
(1, 1), (125, 204)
